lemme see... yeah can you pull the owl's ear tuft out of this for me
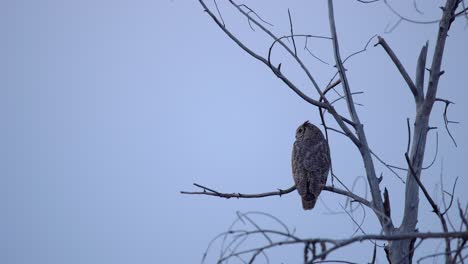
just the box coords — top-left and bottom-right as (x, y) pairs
(302, 120), (310, 126)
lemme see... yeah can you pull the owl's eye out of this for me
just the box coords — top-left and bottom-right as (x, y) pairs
(298, 127), (304, 134)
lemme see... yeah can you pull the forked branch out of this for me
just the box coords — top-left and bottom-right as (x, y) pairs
(375, 36), (420, 101)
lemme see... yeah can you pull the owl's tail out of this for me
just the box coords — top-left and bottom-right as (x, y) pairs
(301, 196), (317, 210)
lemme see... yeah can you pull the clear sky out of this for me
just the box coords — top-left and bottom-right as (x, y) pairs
(2, 0), (467, 263)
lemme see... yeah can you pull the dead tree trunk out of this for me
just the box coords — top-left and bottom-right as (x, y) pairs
(384, 0), (459, 262)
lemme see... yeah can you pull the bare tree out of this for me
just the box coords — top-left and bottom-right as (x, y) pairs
(182, 0), (468, 263)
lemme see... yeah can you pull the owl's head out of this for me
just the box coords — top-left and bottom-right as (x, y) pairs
(295, 121), (323, 141)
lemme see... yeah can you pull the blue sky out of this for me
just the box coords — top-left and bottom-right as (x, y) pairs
(2, 0), (467, 263)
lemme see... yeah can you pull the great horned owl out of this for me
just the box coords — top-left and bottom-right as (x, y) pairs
(292, 121), (330, 210)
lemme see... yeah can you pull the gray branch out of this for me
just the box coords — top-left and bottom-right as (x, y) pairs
(375, 36), (420, 101)
(181, 183), (372, 209)
(327, 0), (392, 234)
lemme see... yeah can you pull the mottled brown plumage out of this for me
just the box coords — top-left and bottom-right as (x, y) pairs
(292, 121), (330, 210)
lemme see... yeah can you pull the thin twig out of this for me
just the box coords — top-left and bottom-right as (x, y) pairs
(369, 149), (406, 183)
(384, 18), (403, 33)
(213, 0), (225, 27)
(413, 0), (424, 15)
(342, 34), (378, 64)
(454, 5), (468, 17)
(435, 98), (458, 147)
(416, 244), (468, 263)
(422, 132), (438, 170)
(441, 177), (458, 216)
(383, 0), (439, 24)
(452, 239), (467, 264)
(305, 38), (331, 65)
(406, 118), (412, 153)
(356, 0), (380, 3)
(287, 9), (297, 56)
(238, 4), (274, 27)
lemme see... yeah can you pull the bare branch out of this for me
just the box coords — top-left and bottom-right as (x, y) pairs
(197, 0), (331, 112)
(329, 92), (364, 106)
(422, 131), (438, 170)
(458, 201), (468, 230)
(181, 183), (373, 209)
(444, 186), (458, 220)
(332, 177), (373, 211)
(216, 229), (468, 264)
(369, 149), (406, 183)
(383, 188), (391, 220)
(228, 0), (361, 146)
(406, 118), (412, 153)
(405, 152), (452, 261)
(404, 154), (441, 220)
(383, 0), (440, 24)
(415, 42), (428, 100)
(339, 202), (368, 239)
(385, 18), (403, 33)
(203, 0), (365, 152)
(328, 1), (360, 125)
(416, 243), (468, 263)
(342, 34), (377, 64)
(322, 79), (342, 96)
(370, 243), (377, 264)
(356, 0), (380, 3)
(268, 35), (332, 64)
(237, 4), (274, 28)
(181, 183), (296, 198)
(287, 9), (297, 56)
(375, 36), (420, 100)
(311, 260), (359, 264)
(213, 0), (225, 27)
(306, 231), (467, 263)
(413, 0), (424, 15)
(305, 37), (331, 65)
(424, 0), (460, 114)
(439, 164), (458, 232)
(454, 6), (468, 18)
(452, 239), (467, 264)
(228, 0), (325, 97)
(435, 98), (458, 147)
(328, 0), (391, 232)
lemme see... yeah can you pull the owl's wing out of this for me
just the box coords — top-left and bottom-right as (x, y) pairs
(292, 139), (330, 210)
(302, 140), (330, 179)
(292, 141), (308, 193)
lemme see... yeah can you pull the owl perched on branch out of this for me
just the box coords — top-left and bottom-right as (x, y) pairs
(292, 121), (330, 210)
